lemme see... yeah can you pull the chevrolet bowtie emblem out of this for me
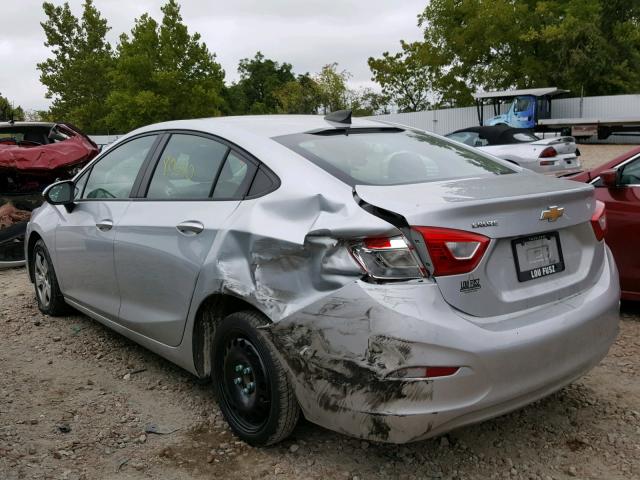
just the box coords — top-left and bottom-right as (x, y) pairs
(540, 206), (564, 222)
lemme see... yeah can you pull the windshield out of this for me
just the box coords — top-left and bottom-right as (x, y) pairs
(275, 129), (514, 186)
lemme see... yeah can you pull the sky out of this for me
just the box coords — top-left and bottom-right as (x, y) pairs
(0, 0), (426, 111)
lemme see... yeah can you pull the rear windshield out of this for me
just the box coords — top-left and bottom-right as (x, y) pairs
(512, 132), (539, 142)
(275, 129), (514, 186)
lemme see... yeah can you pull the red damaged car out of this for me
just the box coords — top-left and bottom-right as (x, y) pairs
(0, 121), (98, 267)
(570, 146), (640, 301)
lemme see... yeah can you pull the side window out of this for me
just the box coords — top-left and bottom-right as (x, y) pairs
(248, 168), (276, 197)
(82, 135), (156, 199)
(147, 134), (228, 199)
(212, 152), (257, 199)
(620, 157), (640, 186)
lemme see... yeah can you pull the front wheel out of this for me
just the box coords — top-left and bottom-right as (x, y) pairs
(32, 239), (69, 316)
(212, 310), (300, 446)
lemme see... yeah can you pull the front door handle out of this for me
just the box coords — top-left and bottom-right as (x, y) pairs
(176, 220), (204, 235)
(96, 219), (113, 231)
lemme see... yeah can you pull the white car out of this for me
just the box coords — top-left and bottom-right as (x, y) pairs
(446, 125), (581, 177)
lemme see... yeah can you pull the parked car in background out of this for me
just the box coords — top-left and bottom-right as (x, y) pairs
(446, 125), (581, 177)
(27, 113), (619, 446)
(569, 146), (640, 301)
(0, 121), (98, 268)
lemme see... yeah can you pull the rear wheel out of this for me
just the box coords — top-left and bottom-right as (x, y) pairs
(212, 310), (299, 446)
(32, 239), (68, 316)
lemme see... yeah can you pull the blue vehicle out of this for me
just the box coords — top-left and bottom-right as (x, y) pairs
(474, 87), (568, 129)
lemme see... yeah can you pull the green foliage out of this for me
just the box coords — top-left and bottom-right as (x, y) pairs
(0, 94), (25, 121)
(315, 63), (351, 113)
(37, 1), (389, 130)
(348, 88), (391, 116)
(38, 0), (114, 131)
(227, 52), (296, 114)
(273, 73), (322, 114)
(368, 41), (433, 112)
(105, 0), (225, 131)
(416, 0), (640, 106)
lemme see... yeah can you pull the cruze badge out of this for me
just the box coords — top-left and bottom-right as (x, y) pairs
(471, 220), (498, 228)
(540, 206), (564, 222)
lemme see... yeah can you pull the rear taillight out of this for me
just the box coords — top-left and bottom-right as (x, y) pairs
(413, 227), (490, 276)
(350, 235), (425, 280)
(590, 200), (607, 241)
(539, 146), (557, 158)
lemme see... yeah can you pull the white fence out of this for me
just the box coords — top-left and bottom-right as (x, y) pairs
(368, 94), (640, 143)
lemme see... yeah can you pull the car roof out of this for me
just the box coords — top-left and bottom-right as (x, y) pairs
(448, 125), (534, 145)
(131, 115), (391, 139)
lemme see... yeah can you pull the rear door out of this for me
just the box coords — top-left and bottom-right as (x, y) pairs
(113, 132), (257, 346)
(55, 134), (159, 319)
(594, 154), (640, 297)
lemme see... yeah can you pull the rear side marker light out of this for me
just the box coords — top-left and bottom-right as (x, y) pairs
(539, 146), (557, 158)
(390, 366), (460, 379)
(413, 227), (490, 276)
(539, 160), (556, 166)
(590, 200), (607, 241)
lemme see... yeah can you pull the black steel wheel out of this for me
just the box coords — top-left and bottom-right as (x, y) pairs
(213, 310), (299, 446)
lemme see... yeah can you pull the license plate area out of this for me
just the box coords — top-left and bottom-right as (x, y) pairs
(511, 232), (565, 282)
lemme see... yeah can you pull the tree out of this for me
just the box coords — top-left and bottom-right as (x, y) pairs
(105, 0), (225, 131)
(0, 94), (25, 121)
(315, 63), (350, 113)
(416, 0), (640, 106)
(368, 41), (433, 112)
(38, 0), (114, 132)
(227, 52), (296, 114)
(273, 73), (322, 114)
(349, 88), (391, 116)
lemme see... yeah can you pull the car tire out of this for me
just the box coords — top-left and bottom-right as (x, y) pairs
(212, 310), (300, 446)
(32, 239), (69, 316)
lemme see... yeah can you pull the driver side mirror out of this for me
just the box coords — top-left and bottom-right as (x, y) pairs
(600, 169), (619, 188)
(44, 180), (75, 206)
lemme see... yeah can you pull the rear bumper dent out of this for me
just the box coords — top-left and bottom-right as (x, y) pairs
(271, 247), (620, 443)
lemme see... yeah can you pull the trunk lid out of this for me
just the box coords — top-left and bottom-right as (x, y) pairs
(531, 136), (576, 155)
(355, 173), (603, 318)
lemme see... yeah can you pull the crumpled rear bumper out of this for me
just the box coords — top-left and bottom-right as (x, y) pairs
(267, 247), (620, 443)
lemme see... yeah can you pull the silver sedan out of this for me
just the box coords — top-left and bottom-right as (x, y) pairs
(26, 113), (619, 445)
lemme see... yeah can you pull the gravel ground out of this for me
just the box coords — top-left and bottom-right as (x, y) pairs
(1, 144), (639, 480)
(1, 270), (639, 480)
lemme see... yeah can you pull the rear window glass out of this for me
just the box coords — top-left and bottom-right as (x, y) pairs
(512, 132), (539, 142)
(275, 129), (513, 186)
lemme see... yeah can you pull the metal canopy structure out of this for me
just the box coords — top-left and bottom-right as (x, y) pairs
(473, 87), (569, 100)
(473, 87), (571, 126)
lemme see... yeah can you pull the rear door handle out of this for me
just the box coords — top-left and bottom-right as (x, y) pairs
(96, 220), (113, 231)
(176, 220), (204, 235)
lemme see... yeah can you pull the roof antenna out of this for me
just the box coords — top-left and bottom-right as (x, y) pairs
(324, 109), (352, 134)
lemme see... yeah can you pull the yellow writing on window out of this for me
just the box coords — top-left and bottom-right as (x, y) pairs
(162, 155), (195, 180)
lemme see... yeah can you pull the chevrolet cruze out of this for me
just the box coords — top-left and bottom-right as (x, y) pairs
(26, 113), (620, 445)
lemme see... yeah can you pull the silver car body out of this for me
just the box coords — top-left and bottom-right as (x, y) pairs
(447, 129), (581, 177)
(26, 116), (619, 443)
(480, 138), (581, 176)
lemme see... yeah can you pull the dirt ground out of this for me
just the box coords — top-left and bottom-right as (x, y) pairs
(575, 144), (636, 170)
(1, 144), (639, 480)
